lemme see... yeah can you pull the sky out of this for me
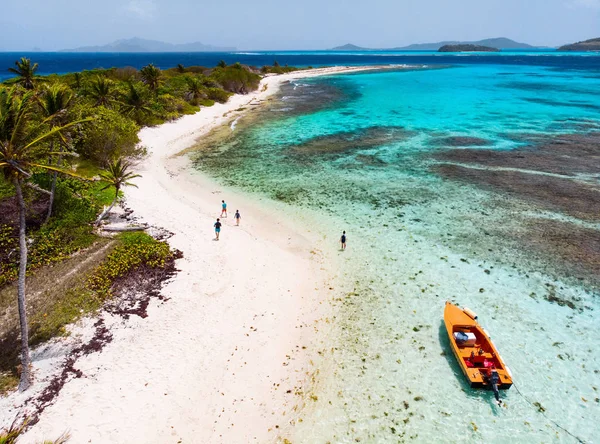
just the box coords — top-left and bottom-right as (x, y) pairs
(0, 0), (598, 50)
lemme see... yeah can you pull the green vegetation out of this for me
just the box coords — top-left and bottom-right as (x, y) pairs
(94, 158), (140, 225)
(88, 232), (172, 298)
(0, 418), (26, 444)
(28, 232), (173, 344)
(0, 418), (69, 443)
(0, 56), (300, 395)
(6, 57), (44, 90)
(261, 60), (301, 74)
(0, 177), (113, 288)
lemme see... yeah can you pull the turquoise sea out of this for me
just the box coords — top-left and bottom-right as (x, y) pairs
(192, 59), (600, 443)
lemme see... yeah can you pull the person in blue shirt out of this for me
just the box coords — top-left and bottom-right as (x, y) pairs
(220, 200), (227, 218)
(234, 210), (241, 226)
(214, 218), (222, 240)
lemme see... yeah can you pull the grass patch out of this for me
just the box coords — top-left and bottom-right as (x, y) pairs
(88, 232), (172, 299)
(0, 232), (178, 394)
(199, 99), (215, 107)
(0, 177), (13, 201)
(0, 176), (115, 288)
(0, 418), (27, 444)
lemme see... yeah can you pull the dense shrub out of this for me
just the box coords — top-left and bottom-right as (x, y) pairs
(73, 105), (141, 163)
(155, 93), (197, 120)
(209, 66), (261, 94)
(206, 87), (231, 103)
(109, 66), (139, 82)
(261, 65), (302, 74)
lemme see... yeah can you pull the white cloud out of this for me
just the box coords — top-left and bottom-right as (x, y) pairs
(125, 0), (158, 20)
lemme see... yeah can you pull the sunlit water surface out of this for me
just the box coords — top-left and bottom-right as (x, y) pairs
(192, 63), (600, 443)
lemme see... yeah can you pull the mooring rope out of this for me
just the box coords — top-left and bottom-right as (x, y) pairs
(512, 382), (586, 444)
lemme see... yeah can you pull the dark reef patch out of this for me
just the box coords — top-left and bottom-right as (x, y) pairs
(522, 97), (600, 112)
(430, 136), (493, 147)
(288, 126), (414, 156)
(523, 220), (600, 291)
(545, 119), (600, 132)
(434, 132), (600, 176)
(355, 154), (388, 166)
(434, 164), (599, 221)
(500, 81), (599, 96)
(272, 77), (361, 117)
(432, 131), (600, 287)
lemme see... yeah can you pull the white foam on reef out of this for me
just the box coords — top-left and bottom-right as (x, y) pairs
(230, 116), (241, 130)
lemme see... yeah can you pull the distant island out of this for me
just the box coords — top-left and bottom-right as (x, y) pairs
(557, 37), (600, 51)
(331, 44), (367, 51)
(439, 44), (499, 52)
(62, 37), (236, 53)
(331, 37), (538, 51)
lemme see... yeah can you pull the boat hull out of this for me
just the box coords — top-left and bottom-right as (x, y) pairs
(444, 301), (513, 390)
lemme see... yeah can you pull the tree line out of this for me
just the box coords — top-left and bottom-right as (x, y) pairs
(0, 57), (266, 391)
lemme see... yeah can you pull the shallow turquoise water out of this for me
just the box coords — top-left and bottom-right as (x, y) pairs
(194, 64), (600, 442)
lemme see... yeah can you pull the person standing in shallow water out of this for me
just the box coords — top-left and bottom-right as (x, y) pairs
(340, 231), (347, 250)
(221, 200), (227, 218)
(214, 218), (222, 240)
(234, 210), (241, 226)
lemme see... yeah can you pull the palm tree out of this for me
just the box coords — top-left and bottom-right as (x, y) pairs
(217, 60), (227, 68)
(139, 64), (162, 93)
(185, 76), (206, 104)
(88, 76), (114, 107)
(121, 82), (153, 123)
(176, 64), (185, 73)
(94, 158), (140, 226)
(7, 57), (43, 90)
(71, 72), (83, 90)
(0, 87), (89, 391)
(36, 84), (75, 223)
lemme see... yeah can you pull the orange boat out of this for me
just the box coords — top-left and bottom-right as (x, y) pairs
(444, 301), (512, 402)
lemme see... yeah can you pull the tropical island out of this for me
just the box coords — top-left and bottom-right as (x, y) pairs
(0, 57), (384, 442)
(557, 37), (600, 51)
(61, 37), (237, 53)
(0, 57), (291, 395)
(330, 37), (535, 51)
(438, 44), (499, 52)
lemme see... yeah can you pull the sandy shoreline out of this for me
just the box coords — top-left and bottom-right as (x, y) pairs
(2, 65), (386, 443)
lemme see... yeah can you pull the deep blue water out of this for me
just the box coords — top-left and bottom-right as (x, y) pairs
(0, 50), (599, 81)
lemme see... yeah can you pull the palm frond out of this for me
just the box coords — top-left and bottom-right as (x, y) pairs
(26, 163), (88, 179)
(22, 118), (92, 152)
(46, 151), (78, 156)
(9, 91), (34, 148)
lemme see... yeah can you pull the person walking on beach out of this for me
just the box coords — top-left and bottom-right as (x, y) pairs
(221, 200), (227, 218)
(214, 218), (222, 240)
(234, 210), (241, 226)
(340, 231), (347, 250)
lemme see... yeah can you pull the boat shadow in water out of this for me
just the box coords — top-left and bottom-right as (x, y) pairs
(437, 321), (504, 412)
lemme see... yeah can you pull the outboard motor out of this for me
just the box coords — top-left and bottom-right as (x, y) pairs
(488, 369), (501, 405)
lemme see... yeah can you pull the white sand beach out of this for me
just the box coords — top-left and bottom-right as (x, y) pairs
(1, 66), (385, 443)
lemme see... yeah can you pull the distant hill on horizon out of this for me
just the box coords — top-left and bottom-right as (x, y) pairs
(438, 44), (499, 52)
(558, 37), (600, 51)
(62, 37), (236, 53)
(331, 37), (541, 51)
